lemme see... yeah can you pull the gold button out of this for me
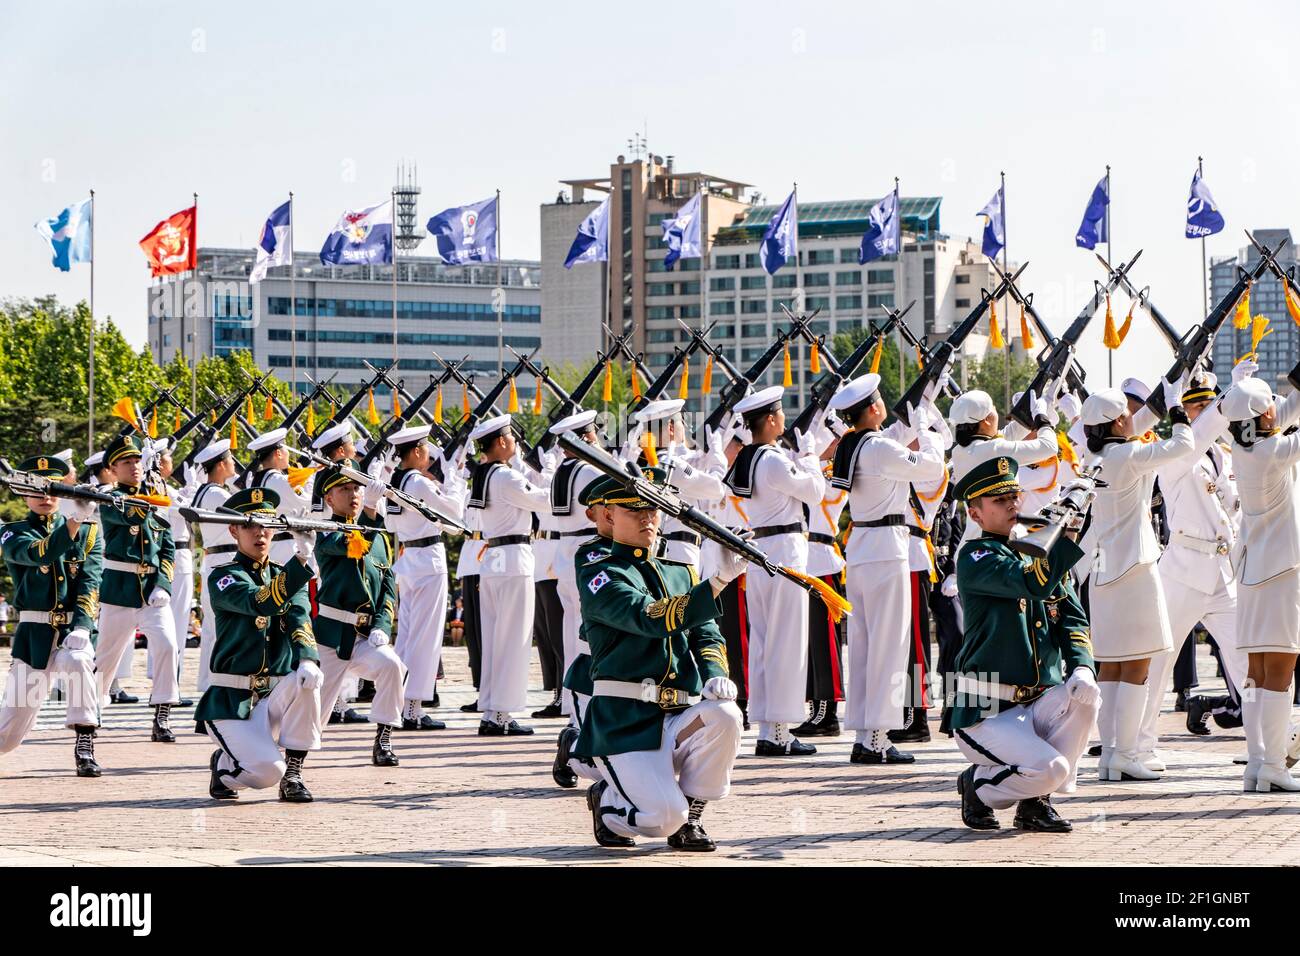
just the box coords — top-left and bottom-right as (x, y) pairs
(669, 672), (677, 679)
(633, 548), (643, 557)
(1035, 621), (1043, 628)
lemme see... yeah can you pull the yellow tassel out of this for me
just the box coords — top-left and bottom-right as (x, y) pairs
(433, 386), (444, 425)
(112, 397), (141, 432)
(782, 344), (793, 387)
(366, 389), (379, 425)
(507, 377), (520, 414)
(1102, 294), (1121, 349)
(1115, 301), (1136, 345)
(914, 346), (924, 370)
(532, 379), (543, 415)
(1286, 280), (1300, 328)
(1251, 314), (1273, 357)
(630, 367), (642, 400)
(131, 493), (172, 508)
(229, 419), (238, 451)
(392, 392), (402, 418)
(702, 355), (714, 394)
(810, 341), (821, 375)
(245, 394), (254, 421)
(988, 301), (1005, 350)
(328, 401), (335, 422)
(602, 361), (613, 403)
(1019, 304), (1035, 351)
(263, 394), (274, 420)
(345, 529), (371, 559)
(210, 409), (216, 425)
(306, 403), (316, 435)
(287, 465), (319, 491)
(1056, 429), (1077, 466)
(461, 384), (469, 415)
(678, 358), (690, 400)
(783, 567), (853, 623)
(1233, 286), (1252, 330)
(148, 405), (158, 439)
(869, 337), (883, 374)
(642, 430), (659, 467)
(173, 409), (181, 433)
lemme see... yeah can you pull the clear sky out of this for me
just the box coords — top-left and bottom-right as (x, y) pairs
(4, 0), (1298, 386)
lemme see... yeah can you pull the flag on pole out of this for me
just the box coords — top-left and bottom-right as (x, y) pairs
(35, 198), (92, 271)
(564, 196), (611, 268)
(1186, 169), (1225, 238)
(250, 199), (292, 283)
(320, 199), (393, 265)
(139, 206), (197, 276)
(760, 189), (798, 275)
(977, 186), (1005, 260)
(859, 188), (900, 264)
(427, 196), (498, 265)
(661, 191), (703, 270)
(1074, 176), (1109, 249)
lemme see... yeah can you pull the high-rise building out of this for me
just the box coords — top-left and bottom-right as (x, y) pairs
(1210, 229), (1297, 389)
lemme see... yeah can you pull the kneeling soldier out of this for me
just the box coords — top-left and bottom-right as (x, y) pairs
(199, 488), (323, 802)
(575, 469), (747, 851)
(944, 457), (1100, 832)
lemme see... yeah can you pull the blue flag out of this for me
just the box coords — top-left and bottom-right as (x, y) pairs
(859, 188), (900, 263)
(1186, 169), (1225, 239)
(1074, 176), (1109, 249)
(662, 192), (703, 270)
(427, 195), (498, 265)
(978, 186), (1005, 260)
(760, 189), (798, 275)
(250, 199), (292, 284)
(320, 199), (393, 266)
(564, 196), (610, 268)
(35, 198), (92, 272)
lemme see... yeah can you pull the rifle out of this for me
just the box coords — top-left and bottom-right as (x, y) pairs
(177, 372), (272, 470)
(987, 259), (1089, 402)
(361, 359), (441, 432)
(506, 344), (611, 472)
(894, 262), (1029, 426)
(1141, 235), (1285, 418)
(1247, 229), (1300, 302)
(111, 384), (181, 442)
(371, 359), (455, 445)
(180, 505), (372, 536)
(1005, 251), (1142, 429)
(601, 322), (655, 393)
(357, 374), (446, 470)
(556, 433), (852, 620)
(894, 311), (962, 400)
(675, 317), (744, 385)
(238, 366), (339, 447)
(432, 351), (540, 479)
(311, 361), (397, 441)
(0, 459), (170, 512)
(702, 309), (819, 434)
(628, 319), (737, 415)
(1091, 253), (1188, 364)
(1008, 463), (1104, 559)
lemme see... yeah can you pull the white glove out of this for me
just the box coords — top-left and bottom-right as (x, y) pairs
(58, 495), (96, 522)
(290, 528), (316, 557)
(62, 628), (91, 651)
(702, 676), (738, 701)
(367, 628), (390, 648)
(1232, 358), (1258, 384)
(365, 457), (385, 479)
(1065, 666), (1101, 708)
(1162, 373), (1188, 412)
(147, 587), (170, 608)
(1028, 389), (1054, 426)
(363, 477), (387, 510)
(620, 423), (645, 463)
(698, 426), (727, 473)
(1057, 391), (1082, 423)
(940, 575), (959, 598)
(295, 659), (324, 690)
(906, 402), (929, 432)
(793, 428), (817, 459)
(542, 447), (562, 474)
(711, 533), (752, 588)
(811, 418), (836, 456)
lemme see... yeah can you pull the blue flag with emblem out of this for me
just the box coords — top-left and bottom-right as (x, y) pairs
(320, 199), (393, 265)
(859, 187), (900, 263)
(427, 195), (498, 265)
(564, 196), (610, 269)
(978, 186), (1005, 260)
(760, 189), (798, 275)
(249, 199), (292, 284)
(1074, 176), (1109, 249)
(35, 198), (92, 272)
(661, 191), (703, 271)
(1186, 169), (1225, 239)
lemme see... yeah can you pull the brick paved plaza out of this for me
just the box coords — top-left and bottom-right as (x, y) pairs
(1, 643), (1296, 867)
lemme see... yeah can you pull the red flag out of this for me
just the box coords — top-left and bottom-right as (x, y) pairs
(139, 206), (197, 276)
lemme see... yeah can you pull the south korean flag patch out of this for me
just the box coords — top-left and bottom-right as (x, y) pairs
(587, 570), (611, 595)
(216, 574), (236, 592)
(0, 531), (11, 545)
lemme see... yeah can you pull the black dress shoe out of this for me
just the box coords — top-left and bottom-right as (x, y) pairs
(1013, 795), (1072, 833)
(460, 699), (480, 713)
(478, 719), (535, 736)
(958, 765), (999, 830)
(849, 743), (915, 764)
(1185, 696), (1213, 736)
(531, 702), (564, 719)
(552, 726), (579, 789)
(401, 715), (446, 731)
(278, 775), (313, 803)
(431, 692), (441, 708)
(151, 705), (176, 743)
(328, 710), (343, 725)
(186, 636), (201, 649)
(1087, 744), (1103, 757)
(174, 698), (194, 708)
(74, 728), (101, 778)
(587, 781), (635, 848)
(110, 690), (139, 704)
(1173, 689), (1189, 713)
(754, 737), (817, 756)
(208, 749), (237, 799)
(372, 726), (399, 767)
(667, 822), (716, 852)
(888, 725), (932, 744)
(341, 708), (369, 724)
(357, 680), (376, 702)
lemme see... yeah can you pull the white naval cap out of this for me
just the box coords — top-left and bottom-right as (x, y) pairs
(828, 373), (882, 411)
(469, 413), (513, 443)
(195, 439), (232, 465)
(1220, 378), (1274, 422)
(734, 385), (785, 416)
(84, 451), (104, 468)
(1080, 388), (1129, 426)
(389, 424), (432, 446)
(633, 399), (684, 425)
(1120, 377), (1150, 403)
(949, 389), (995, 426)
(548, 409), (599, 435)
(1067, 418), (1087, 453)
(311, 421), (353, 451)
(247, 427), (288, 453)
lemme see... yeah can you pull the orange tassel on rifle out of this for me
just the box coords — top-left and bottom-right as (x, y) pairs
(263, 395), (274, 420)
(533, 380), (543, 415)
(602, 361), (613, 403)
(1286, 280), (1300, 328)
(111, 397), (142, 433)
(702, 355), (714, 394)
(642, 430), (659, 467)
(148, 405), (158, 439)
(630, 367), (642, 400)
(988, 301), (1004, 350)
(461, 384), (469, 415)
(810, 341), (821, 374)
(782, 344), (793, 387)
(1250, 314), (1273, 358)
(869, 337), (883, 374)
(1233, 286), (1252, 330)
(783, 567), (853, 623)
(345, 529), (371, 559)
(366, 389), (379, 425)
(1115, 300), (1136, 345)
(1019, 304), (1035, 351)
(392, 392), (402, 418)
(245, 394), (254, 421)
(287, 465), (319, 491)
(1056, 429), (1078, 466)
(173, 409), (181, 433)
(433, 386), (444, 425)
(678, 358), (690, 400)
(229, 419), (239, 451)
(306, 403), (316, 435)
(507, 378), (519, 414)
(1102, 294), (1122, 350)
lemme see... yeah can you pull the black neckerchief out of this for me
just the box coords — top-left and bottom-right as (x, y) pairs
(724, 443), (775, 499)
(467, 460), (502, 510)
(830, 429), (878, 490)
(550, 458), (586, 516)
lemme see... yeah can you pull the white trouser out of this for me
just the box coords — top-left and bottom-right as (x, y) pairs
(555, 571), (582, 688)
(845, 559), (912, 731)
(743, 563), (809, 726)
(394, 572), (448, 701)
(150, 547), (194, 682)
(318, 642), (407, 728)
(955, 682), (1099, 810)
(0, 647), (99, 751)
(114, 638), (134, 680)
(1140, 574), (1248, 753)
(196, 561), (219, 693)
(96, 602), (179, 706)
(206, 676), (322, 791)
(566, 688), (602, 783)
(478, 575), (534, 716)
(596, 699), (743, 838)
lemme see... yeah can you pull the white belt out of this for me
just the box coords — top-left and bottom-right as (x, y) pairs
(104, 559), (155, 575)
(954, 675), (1046, 704)
(1172, 530), (1230, 556)
(18, 609), (73, 626)
(592, 679), (699, 710)
(576, 638), (592, 657)
(208, 672), (282, 695)
(316, 604), (372, 628)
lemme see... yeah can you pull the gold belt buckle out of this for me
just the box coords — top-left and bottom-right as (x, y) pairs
(249, 673), (271, 704)
(1215, 537), (1230, 556)
(355, 612), (372, 628)
(1012, 685), (1035, 703)
(137, 563), (151, 575)
(657, 686), (684, 710)
(50, 611), (69, 627)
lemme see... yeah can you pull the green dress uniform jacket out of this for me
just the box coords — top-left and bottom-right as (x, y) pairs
(196, 552), (317, 722)
(0, 512), (103, 669)
(942, 534), (1094, 735)
(313, 523), (396, 660)
(562, 535), (611, 698)
(99, 486), (174, 608)
(574, 540), (729, 758)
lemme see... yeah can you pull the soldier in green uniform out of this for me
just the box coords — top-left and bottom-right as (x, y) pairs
(0, 455), (104, 776)
(313, 462), (407, 768)
(575, 469), (748, 852)
(199, 487), (323, 802)
(945, 456), (1100, 833)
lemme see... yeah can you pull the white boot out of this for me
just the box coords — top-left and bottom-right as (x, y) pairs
(1241, 689), (1264, 791)
(1255, 688), (1300, 793)
(1097, 681), (1119, 781)
(1136, 650), (1174, 766)
(1107, 681), (1161, 781)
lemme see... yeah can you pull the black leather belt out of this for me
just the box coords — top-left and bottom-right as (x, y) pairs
(175, 543), (192, 551)
(752, 523), (805, 539)
(537, 530), (561, 540)
(204, 544), (237, 555)
(559, 528), (597, 537)
(808, 532), (836, 546)
(401, 535), (442, 548)
(851, 515), (905, 528)
(486, 534), (531, 548)
(907, 525), (928, 539)
(662, 530), (702, 546)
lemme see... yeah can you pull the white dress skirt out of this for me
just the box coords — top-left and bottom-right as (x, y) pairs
(1237, 567), (1300, 654)
(1089, 560), (1174, 662)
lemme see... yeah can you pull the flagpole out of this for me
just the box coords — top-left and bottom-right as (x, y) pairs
(793, 181), (804, 407)
(895, 177), (904, 400)
(1001, 170), (1010, 416)
(1105, 165), (1112, 388)
(88, 188), (95, 455)
(496, 188), (503, 377)
(192, 191), (199, 412)
(289, 191), (297, 396)
(1198, 157), (1208, 318)
(391, 188), (398, 372)
(698, 186), (709, 418)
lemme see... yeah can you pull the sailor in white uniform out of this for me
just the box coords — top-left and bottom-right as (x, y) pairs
(244, 428), (312, 568)
(189, 440), (238, 694)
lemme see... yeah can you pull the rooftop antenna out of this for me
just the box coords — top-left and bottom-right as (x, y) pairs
(394, 162), (424, 252)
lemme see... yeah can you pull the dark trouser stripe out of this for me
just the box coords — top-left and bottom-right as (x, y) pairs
(976, 765), (1019, 790)
(206, 720), (244, 779)
(598, 756), (640, 826)
(956, 727), (1007, 767)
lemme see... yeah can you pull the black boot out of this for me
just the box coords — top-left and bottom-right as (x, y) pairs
(208, 749), (237, 799)
(667, 798), (716, 851)
(957, 765), (999, 830)
(341, 707), (368, 724)
(460, 698), (480, 713)
(1185, 695), (1217, 736)
(478, 718), (535, 736)
(755, 736), (817, 756)
(110, 688), (138, 704)
(532, 690), (564, 719)
(850, 743), (915, 764)
(1173, 689), (1189, 713)
(793, 701), (841, 738)
(74, 725), (101, 778)
(552, 726), (579, 789)
(738, 700), (749, 732)
(372, 724), (399, 767)
(357, 679), (376, 702)
(587, 781), (635, 848)
(1013, 795), (1072, 833)
(889, 707), (932, 743)
(151, 703), (176, 743)
(279, 751), (313, 802)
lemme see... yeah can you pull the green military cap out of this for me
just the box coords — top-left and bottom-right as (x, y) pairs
(603, 466), (670, 510)
(104, 433), (143, 466)
(579, 474), (621, 508)
(954, 455), (1020, 502)
(17, 454), (71, 478)
(318, 458), (363, 496)
(224, 486), (281, 515)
